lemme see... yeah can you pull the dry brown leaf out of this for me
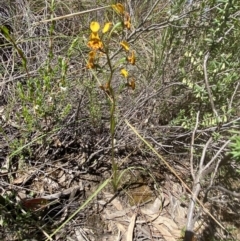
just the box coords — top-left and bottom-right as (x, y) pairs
(148, 197), (162, 213)
(116, 222), (126, 233)
(141, 197), (162, 215)
(154, 216), (178, 228)
(138, 212), (160, 224)
(104, 209), (129, 220)
(154, 224), (176, 241)
(126, 213), (137, 241)
(111, 198), (124, 211)
(12, 168), (36, 184)
(153, 216), (181, 238)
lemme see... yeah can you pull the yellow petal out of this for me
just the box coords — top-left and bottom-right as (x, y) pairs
(102, 22), (112, 33)
(89, 32), (100, 40)
(90, 21), (100, 33)
(121, 69), (128, 78)
(112, 3), (124, 14)
(120, 41), (129, 51)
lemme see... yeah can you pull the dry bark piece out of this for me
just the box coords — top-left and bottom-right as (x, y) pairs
(126, 213), (137, 241)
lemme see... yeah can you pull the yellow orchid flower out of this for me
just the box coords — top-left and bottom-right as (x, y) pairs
(102, 22), (112, 33)
(90, 21), (100, 33)
(121, 68), (128, 78)
(120, 41), (129, 51)
(112, 3), (124, 15)
(88, 33), (103, 50)
(88, 39), (103, 50)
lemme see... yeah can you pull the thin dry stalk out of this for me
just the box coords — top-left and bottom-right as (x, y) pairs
(35, 5), (111, 24)
(190, 111), (200, 179)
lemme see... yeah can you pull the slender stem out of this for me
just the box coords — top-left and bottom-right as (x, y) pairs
(105, 42), (118, 191)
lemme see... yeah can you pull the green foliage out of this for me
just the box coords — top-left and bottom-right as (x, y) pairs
(0, 193), (37, 240)
(230, 134), (240, 162)
(85, 79), (102, 126)
(167, 0), (240, 129)
(16, 61), (71, 133)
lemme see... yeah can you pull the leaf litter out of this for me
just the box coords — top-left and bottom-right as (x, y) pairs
(100, 189), (184, 241)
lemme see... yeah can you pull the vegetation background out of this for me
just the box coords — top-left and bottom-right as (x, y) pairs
(0, 0), (240, 240)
